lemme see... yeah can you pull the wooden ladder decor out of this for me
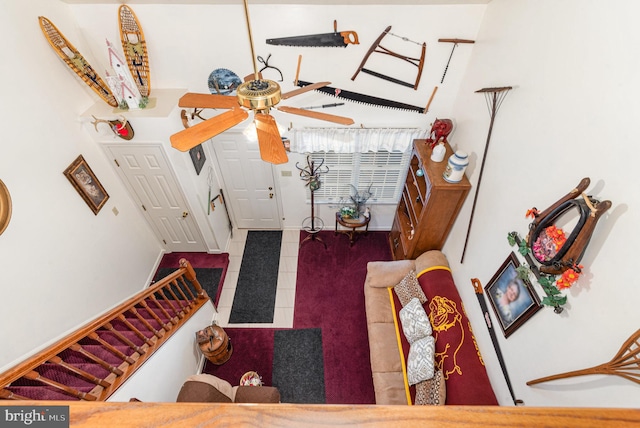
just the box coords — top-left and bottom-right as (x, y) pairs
(527, 329), (640, 386)
(351, 26), (426, 90)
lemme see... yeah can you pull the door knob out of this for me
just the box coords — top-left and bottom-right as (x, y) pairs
(269, 193), (274, 199)
(182, 211), (189, 218)
(268, 187), (273, 190)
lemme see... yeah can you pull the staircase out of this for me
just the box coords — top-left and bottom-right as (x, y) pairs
(0, 258), (209, 401)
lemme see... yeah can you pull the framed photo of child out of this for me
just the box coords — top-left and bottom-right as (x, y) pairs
(485, 252), (541, 338)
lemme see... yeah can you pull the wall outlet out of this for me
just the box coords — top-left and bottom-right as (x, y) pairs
(281, 170), (292, 177)
(112, 206), (119, 216)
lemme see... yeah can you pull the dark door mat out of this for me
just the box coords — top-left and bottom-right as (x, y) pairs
(272, 328), (326, 404)
(229, 231), (282, 323)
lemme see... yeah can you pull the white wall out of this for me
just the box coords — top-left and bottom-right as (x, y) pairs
(444, 0), (640, 408)
(0, 1), (162, 371)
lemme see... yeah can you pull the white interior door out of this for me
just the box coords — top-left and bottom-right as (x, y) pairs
(106, 144), (206, 252)
(212, 133), (282, 229)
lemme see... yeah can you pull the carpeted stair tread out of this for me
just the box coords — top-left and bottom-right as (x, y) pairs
(6, 385), (84, 401)
(95, 330), (147, 348)
(73, 344), (129, 364)
(36, 365), (99, 388)
(116, 319), (162, 337)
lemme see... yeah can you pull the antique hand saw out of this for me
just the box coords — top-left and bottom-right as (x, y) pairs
(296, 80), (427, 113)
(267, 20), (359, 47)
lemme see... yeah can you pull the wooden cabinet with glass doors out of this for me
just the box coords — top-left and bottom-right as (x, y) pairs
(389, 139), (471, 260)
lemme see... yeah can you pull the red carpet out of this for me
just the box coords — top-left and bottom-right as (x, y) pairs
(158, 252), (229, 308)
(203, 230), (391, 404)
(294, 230), (391, 404)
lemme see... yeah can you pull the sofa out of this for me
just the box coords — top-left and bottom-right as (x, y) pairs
(364, 250), (499, 405)
(176, 374), (281, 403)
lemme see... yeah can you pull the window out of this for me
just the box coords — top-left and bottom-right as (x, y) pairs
(308, 150), (411, 205)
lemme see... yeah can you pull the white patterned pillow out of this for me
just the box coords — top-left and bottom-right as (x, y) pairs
(407, 335), (435, 386)
(399, 297), (432, 344)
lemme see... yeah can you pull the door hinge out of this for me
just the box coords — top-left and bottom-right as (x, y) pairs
(141, 205), (146, 211)
(114, 159), (120, 167)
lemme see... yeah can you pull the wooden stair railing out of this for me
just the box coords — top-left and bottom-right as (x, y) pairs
(0, 258), (209, 402)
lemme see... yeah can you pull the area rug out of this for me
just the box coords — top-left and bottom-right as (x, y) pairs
(203, 327), (276, 387)
(152, 267), (222, 302)
(229, 231), (282, 324)
(272, 328), (325, 404)
(294, 230), (392, 404)
(156, 252), (229, 308)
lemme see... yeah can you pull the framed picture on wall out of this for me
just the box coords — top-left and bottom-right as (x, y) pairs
(63, 155), (109, 215)
(189, 144), (206, 175)
(485, 252), (541, 338)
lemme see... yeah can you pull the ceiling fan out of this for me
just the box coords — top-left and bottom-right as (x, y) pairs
(169, 0), (355, 164)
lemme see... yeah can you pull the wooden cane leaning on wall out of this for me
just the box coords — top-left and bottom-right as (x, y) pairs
(527, 329), (640, 386)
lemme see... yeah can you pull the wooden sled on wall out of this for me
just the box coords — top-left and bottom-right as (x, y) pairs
(526, 177), (611, 275)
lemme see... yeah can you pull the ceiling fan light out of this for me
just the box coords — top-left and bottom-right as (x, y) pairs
(237, 79), (281, 111)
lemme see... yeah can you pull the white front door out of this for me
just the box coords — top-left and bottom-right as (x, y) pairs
(212, 133), (282, 229)
(106, 144), (206, 252)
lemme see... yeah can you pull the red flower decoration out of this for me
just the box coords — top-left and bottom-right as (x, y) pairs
(526, 208), (539, 219)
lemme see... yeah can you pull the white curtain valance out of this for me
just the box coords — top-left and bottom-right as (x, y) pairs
(289, 128), (428, 153)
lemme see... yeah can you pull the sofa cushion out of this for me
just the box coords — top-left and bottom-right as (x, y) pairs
(406, 335), (435, 385)
(233, 386), (281, 403)
(365, 281), (395, 324)
(415, 369), (446, 406)
(371, 371), (409, 405)
(176, 380), (233, 403)
(399, 297), (432, 344)
(394, 270), (427, 307)
(367, 322), (403, 373)
(184, 373), (235, 400)
(365, 260), (415, 289)
(415, 250), (450, 273)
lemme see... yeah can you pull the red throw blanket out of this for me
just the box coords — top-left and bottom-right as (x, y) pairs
(391, 266), (498, 405)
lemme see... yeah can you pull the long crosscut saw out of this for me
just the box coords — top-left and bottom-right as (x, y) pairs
(267, 20), (359, 48)
(295, 80), (429, 114)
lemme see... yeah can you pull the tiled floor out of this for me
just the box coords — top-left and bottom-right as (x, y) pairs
(214, 229), (300, 328)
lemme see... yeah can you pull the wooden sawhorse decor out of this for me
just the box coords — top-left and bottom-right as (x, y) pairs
(351, 25), (426, 90)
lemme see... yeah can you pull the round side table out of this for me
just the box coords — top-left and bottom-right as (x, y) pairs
(335, 212), (371, 247)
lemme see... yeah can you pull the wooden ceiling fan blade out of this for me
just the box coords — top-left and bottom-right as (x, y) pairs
(254, 113), (288, 164)
(281, 81), (331, 100)
(170, 107), (249, 152)
(178, 92), (240, 109)
(277, 106), (354, 125)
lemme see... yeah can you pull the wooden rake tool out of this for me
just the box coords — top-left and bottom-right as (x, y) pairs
(527, 329), (640, 386)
